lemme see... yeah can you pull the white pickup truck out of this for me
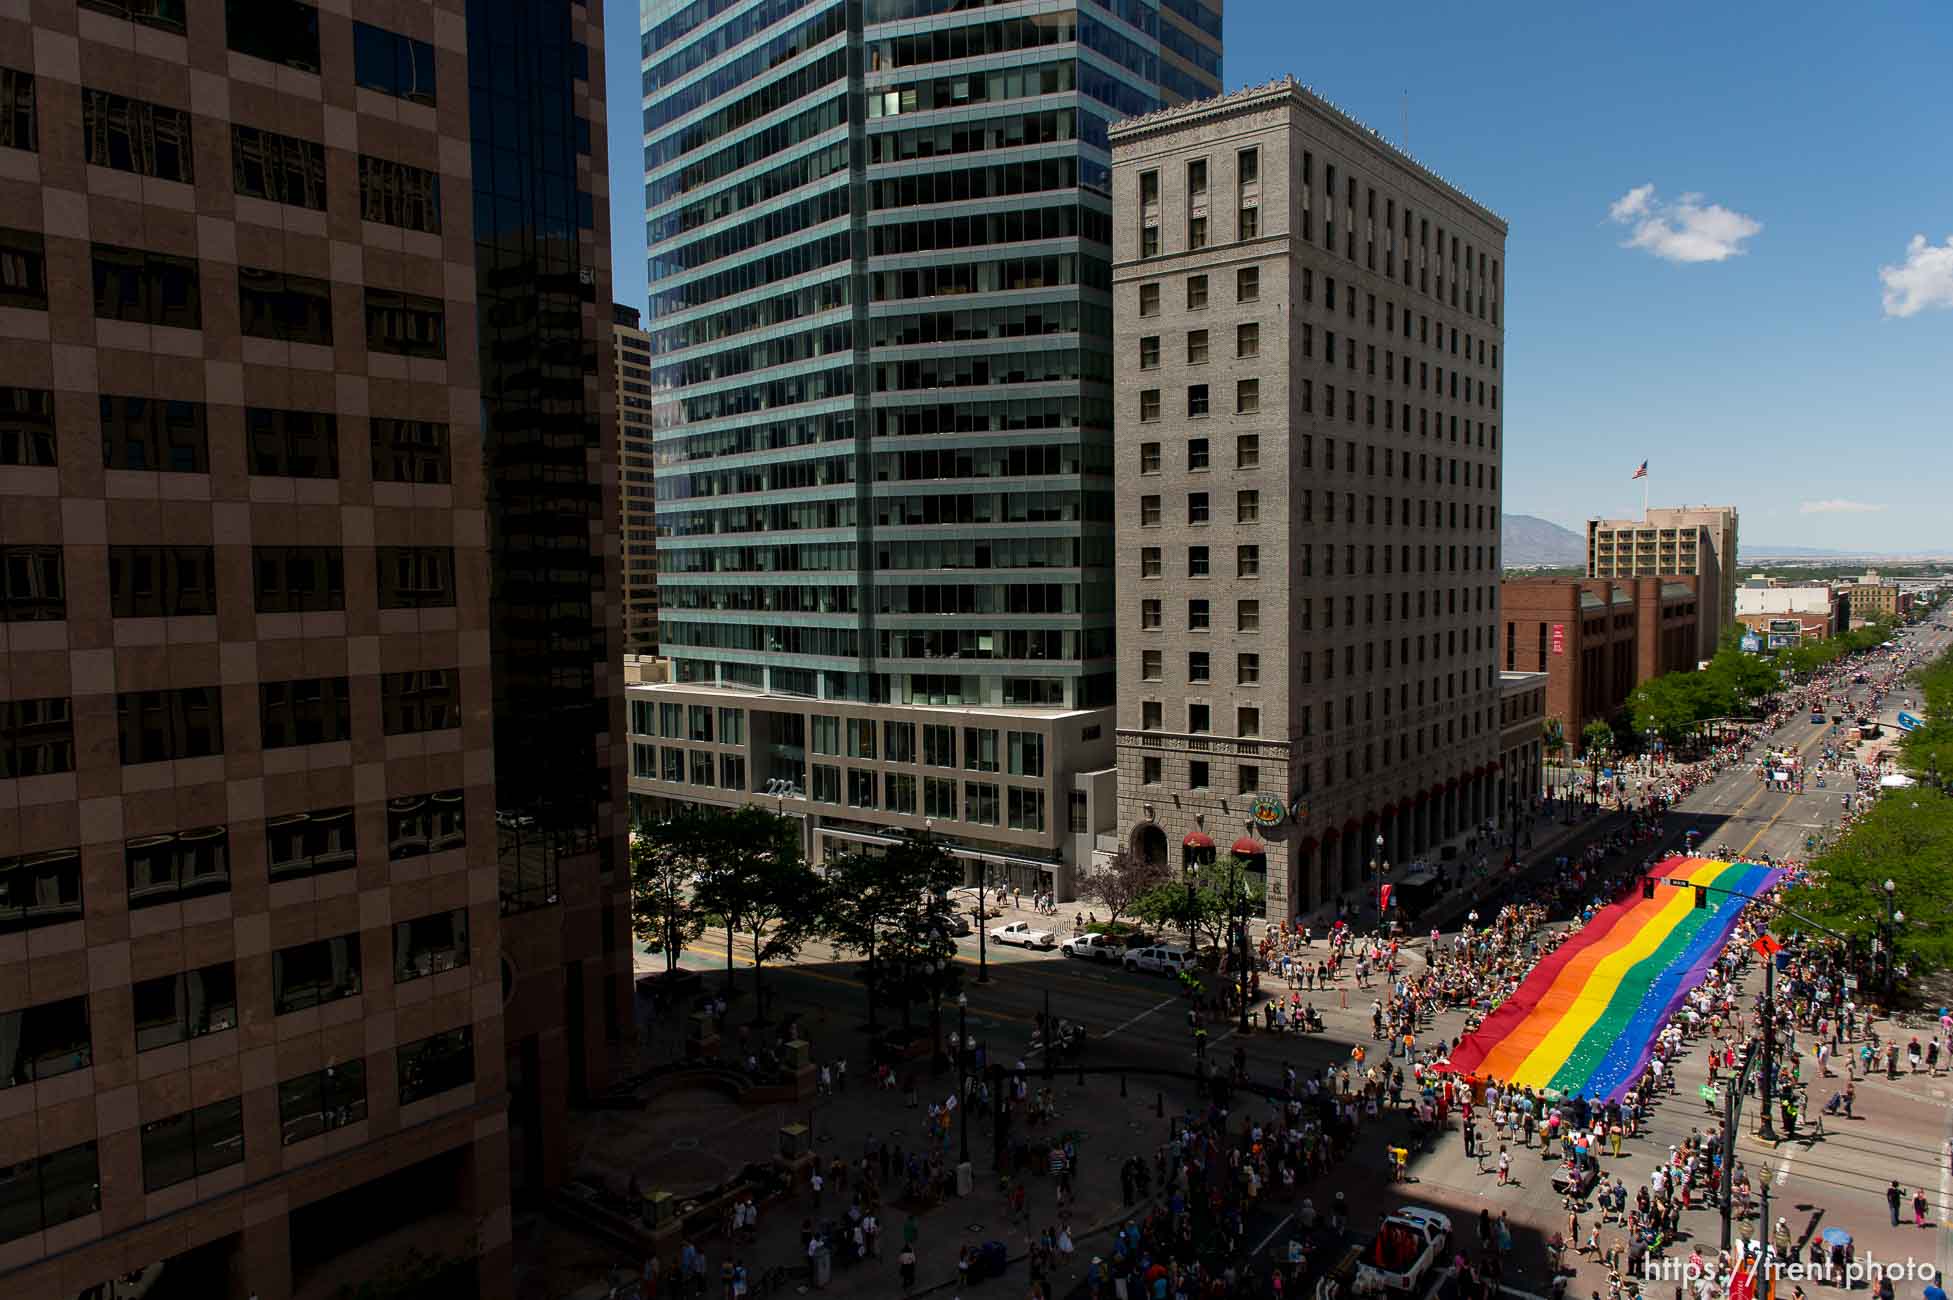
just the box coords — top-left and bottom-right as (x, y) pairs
(1353, 1207), (1450, 1295)
(989, 921), (1057, 949)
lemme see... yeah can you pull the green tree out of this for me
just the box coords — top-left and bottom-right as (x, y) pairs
(688, 806), (808, 1003)
(1134, 854), (1264, 952)
(629, 814), (716, 971)
(1580, 718), (1614, 759)
(1076, 847), (1169, 929)
(1781, 787), (1953, 977)
(823, 836), (962, 1033)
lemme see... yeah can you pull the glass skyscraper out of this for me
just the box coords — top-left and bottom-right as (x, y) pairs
(633, 0), (1221, 888)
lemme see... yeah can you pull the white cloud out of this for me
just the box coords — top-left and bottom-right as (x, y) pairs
(1606, 184), (1762, 263)
(1799, 499), (1888, 515)
(1879, 234), (1953, 318)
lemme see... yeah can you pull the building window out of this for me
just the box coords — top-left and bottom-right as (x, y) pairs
(125, 825), (229, 908)
(0, 228), (47, 311)
(1141, 225), (1159, 257)
(1188, 651), (1210, 683)
(1237, 764), (1259, 795)
(117, 688), (222, 764)
(1236, 544), (1260, 577)
(922, 724), (955, 767)
(1141, 702), (1162, 731)
(1188, 385), (1209, 417)
(397, 1027), (473, 1105)
(962, 728), (999, 772)
(225, 0), (321, 72)
(1187, 275), (1208, 309)
(1187, 492), (1209, 525)
(231, 124), (328, 210)
(0, 996), (91, 1089)
(1188, 760), (1209, 790)
(0, 696), (71, 779)
(1189, 216), (1208, 249)
(81, 89), (194, 183)
(1138, 282), (1159, 316)
(1138, 336), (1159, 370)
(1237, 491), (1260, 524)
(273, 933), (362, 1015)
(381, 669), (460, 735)
(0, 546), (63, 622)
(1239, 206), (1259, 239)
(1007, 787), (1044, 831)
(1139, 442), (1161, 474)
(1139, 390), (1161, 422)
(0, 1140), (99, 1243)
(923, 777), (956, 819)
(1008, 731), (1045, 777)
(1188, 547), (1210, 578)
(1188, 704), (1210, 734)
(375, 547), (456, 608)
(0, 67), (33, 152)
(365, 288), (446, 358)
(252, 546), (342, 613)
(352, 21), (437, 105)
(1188, 599), (1210, 631)
(1139, 495), (1161, 527)
(385, 790), (464, 860)
(92, 243), (200, 327)
(265, 800), (357, 882)
(0, 386), (55, 466)
(1237, 706), (1261, 737)
(811, 764), (839, 803)
(1236, 434), (1259, 468)
(1068, 790), (1088, 834)
(1140, 649), (1161, 681)
(394, 908), (469, 983)
(277, 1061), (368, 1146)
(1187, 329), (1209, 365)
(260, 677), (353, 749)
(847, 769), (876, 808)
(1237, 265), (1260, 302)
(1238, 600), (1261, 632)
(0, 847), (81, 934)
(1139, 170), (1159, 206)
(239, 268), (333, 345)
(101, 396), (208, 472)
(1236, 322), (1259, 358)
(1236, 379), (1260, 414)
(358, 154), (442, 233)
(1140, 598), (1161, 629)
(131, 962), (237, 1052)
(141, 1096), (244, 1192)
(1140, 547), (1161, 578)
(1238, 653), (1260, 684)
(370, 418), (451, 483)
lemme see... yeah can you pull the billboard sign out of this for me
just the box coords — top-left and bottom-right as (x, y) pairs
(1550, 623), (1565, 655)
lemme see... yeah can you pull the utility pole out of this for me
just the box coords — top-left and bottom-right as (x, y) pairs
(976, 861), (989, 984)
(1758, 963), (1779, 1142)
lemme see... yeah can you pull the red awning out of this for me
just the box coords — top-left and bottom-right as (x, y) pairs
(1183, 831), (1215, 850)
(1231, 835), (1265, 857)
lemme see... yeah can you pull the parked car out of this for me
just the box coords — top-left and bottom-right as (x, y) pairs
(989, 921), (1057, 949)
(1124, 944), (1192, 975)
(942, 912), (973, 937)
(1061, 932), (1123, 962)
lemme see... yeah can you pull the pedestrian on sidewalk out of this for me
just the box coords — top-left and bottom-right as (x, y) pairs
(1497, 1146), (1511, 1185)
(1888, 1179), (1903, 1226)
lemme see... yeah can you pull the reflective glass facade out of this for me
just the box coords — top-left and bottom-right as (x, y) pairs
(644, 0), (1219, 714)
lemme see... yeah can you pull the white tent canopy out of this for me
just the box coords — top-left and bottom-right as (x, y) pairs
(1878, 773), (1917, 789)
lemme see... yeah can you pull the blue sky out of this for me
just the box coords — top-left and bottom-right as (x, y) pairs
(606, 0), (1953, 552)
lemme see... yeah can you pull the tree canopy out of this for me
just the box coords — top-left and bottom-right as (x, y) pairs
(1133, 853), (1265, 950)
(1075, 848), (1169, 928)
(821, 836), (963, 1032)
(1780, 786), (1953, 977)
(1899, 644), (1953, 789)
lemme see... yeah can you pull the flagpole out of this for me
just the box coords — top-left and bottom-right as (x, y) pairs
(1642, 466), (1649, 519)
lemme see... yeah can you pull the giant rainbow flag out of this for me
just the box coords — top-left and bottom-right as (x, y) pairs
(1442, 857), (1784, 1102)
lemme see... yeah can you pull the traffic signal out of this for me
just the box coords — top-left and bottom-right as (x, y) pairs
(1642, 879), (1656, 900)
(1693, 886), (1708, 909)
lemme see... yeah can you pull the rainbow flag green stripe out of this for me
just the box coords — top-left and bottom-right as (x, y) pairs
(1444, 858), (1783, 1102)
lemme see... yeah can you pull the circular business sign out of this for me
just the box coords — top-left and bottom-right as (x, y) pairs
(1248, 793), (1287, 829)
(1289, 796), (1310, 824)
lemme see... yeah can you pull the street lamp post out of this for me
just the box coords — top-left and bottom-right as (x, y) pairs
(975, 860), (989, 985)
(957, 992), (970, 1164)
(1371, 834), (1387, 935)
(1882, 878), (1899, 996)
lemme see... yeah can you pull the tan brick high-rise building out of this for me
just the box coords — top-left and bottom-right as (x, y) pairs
(1586, 505), (1738, 660)
(0, 1), (627, 1295)
(1108, 78), (1508, 921)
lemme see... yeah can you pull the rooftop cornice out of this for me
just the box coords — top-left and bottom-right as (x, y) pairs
(1107, 75), (1507, 232)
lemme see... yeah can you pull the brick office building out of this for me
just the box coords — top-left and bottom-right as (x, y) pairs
(1109, 79), (1509, 920)
(0, 2), (627, 1296)
(1500, 576), (1698, 753)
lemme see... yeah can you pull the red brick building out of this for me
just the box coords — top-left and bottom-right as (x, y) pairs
(1501, 577), (1699, 753)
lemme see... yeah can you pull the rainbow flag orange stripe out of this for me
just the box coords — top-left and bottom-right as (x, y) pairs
(1444, 857), (1783, 1101)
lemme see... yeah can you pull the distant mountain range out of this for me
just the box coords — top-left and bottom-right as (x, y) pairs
(1503, 514), (1586, 567)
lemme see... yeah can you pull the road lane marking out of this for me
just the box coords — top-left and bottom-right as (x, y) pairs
(1251, 1213), (1295, 1260)
(1098, 997), (1179, 1039)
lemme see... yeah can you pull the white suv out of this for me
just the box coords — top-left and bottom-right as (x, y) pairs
(1124, 945), (1191, 975)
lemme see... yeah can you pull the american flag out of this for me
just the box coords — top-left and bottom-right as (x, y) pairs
(1631, 460), (1648, 480)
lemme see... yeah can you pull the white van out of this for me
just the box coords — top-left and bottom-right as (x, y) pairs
(1125, 945), (1192, 975)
